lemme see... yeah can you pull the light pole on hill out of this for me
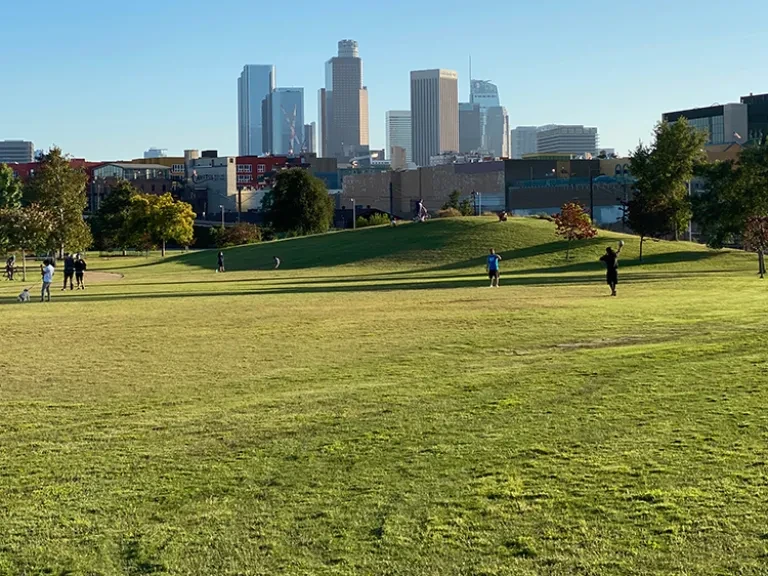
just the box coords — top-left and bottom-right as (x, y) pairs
(351, 198), (356, 229)
(219, 205), (224, 229)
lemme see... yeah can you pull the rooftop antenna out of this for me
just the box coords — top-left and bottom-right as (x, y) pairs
(469, 55), (473, 96)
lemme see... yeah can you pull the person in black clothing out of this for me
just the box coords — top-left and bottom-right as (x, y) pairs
(62, 253), (75, 290)
(217, 251), (225, 273)
(74, 254), (87, 289)
(599, 241), (624, 296)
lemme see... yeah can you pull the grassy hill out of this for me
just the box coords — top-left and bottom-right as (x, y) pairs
(153, 216), (752, 277)
(0, 217), (766, 575)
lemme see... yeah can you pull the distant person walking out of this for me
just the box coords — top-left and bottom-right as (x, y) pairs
(41, 258), (55, 302)
(5, 255), (15, 281)
(217, 251), (225, 273)
(273, 256), (281, 269)
(74, 254), (87, 289)
(486, 248), (502, 288)
(600, 241), (624, 296)
(62, 253), (75, 290)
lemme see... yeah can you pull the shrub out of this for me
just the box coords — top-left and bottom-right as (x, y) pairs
(356, 213), (392, 228)
(441, 190), (461, 210)
(212, 223), (262, 248)
(459, 198), (474, 216)
(437, 208), (462, 218)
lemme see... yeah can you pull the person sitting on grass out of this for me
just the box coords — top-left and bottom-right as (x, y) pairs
(600, 241), (624, 297)
(486, 248), (502, 288)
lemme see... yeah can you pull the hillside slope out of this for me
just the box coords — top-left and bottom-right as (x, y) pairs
(165, 217), (751, 276)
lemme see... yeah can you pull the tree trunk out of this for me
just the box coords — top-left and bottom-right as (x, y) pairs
(21, 251), (26, 282)
(639, 237), (644, 262)
(161, 239), (166, 257)
(759, 249), (765, 279)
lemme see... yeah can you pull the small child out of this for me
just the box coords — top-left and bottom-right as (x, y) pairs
(18, 288), (30, 302)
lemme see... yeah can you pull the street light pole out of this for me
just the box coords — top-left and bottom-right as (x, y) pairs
(589, 172), (595, 224)
(351, 198), (356, 229)
(219, 205), (224, 229)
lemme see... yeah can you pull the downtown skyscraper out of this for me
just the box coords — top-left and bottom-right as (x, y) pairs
(410, 69), (459, 166)
(238, 65), (275, 156)
(385, 110), (412, 165)
(470, 79), (508, 157)
(318, 40), (369, 161)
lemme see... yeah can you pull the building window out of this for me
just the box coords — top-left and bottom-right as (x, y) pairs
(237, 164), (253, 173)
(237, 174), (253, 184)
(172, 164), (184, 173)
(257, 164), (266, 173)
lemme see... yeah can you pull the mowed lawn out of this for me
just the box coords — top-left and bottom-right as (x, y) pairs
(1, 218), (768, 575)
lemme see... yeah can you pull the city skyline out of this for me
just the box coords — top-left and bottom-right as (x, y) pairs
(1, 0), (766, 161)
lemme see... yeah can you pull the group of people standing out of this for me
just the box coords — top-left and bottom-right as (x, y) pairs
(61, 253), (88, 291)
(37, 253), (87, 302)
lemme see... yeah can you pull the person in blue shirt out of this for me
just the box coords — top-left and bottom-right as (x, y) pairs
(486, 248), (502, 287)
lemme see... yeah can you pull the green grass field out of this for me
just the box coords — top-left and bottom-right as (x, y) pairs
(2, 217), (768, 575)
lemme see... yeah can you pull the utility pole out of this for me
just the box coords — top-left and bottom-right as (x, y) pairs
(219, 205), (225, 229)
(351, 198), (356, 229)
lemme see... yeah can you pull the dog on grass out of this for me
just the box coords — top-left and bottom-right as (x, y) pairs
(18, 288), (30, 303)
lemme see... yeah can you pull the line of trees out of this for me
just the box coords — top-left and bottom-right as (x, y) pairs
(91, 180), (195, 257)
(623, 117), (768, 273)
(0, 148), (93, 280)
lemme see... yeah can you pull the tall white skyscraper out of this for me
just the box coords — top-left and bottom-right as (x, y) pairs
(321, 40), (370, 160)
(385, 111), (412, 165)
(410, 69), (459, 167)
(238, 65), (276, 156)
(510, 126), (539, 159)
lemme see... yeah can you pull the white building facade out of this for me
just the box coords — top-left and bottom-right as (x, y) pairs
(385, 110), (412, 165)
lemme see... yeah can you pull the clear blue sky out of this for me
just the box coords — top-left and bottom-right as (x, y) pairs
(1, 0), (765, 161)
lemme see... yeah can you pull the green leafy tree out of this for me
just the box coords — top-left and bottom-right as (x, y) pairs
(129, 193), (195, 256)
(92, 180), (141, 251)
(628, 119), (707, 243)
(554, 202), (597, 259)
(0, 163), (23, 209)
(264, 168), (334, 235)
(24, 147), (92, 254)
(625, 188), (674, 262)
(694, 139), (768, 248)
(0, 205), (55, 281)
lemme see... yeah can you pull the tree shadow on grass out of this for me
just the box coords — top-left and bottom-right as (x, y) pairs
(1, 270), (733, 306)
